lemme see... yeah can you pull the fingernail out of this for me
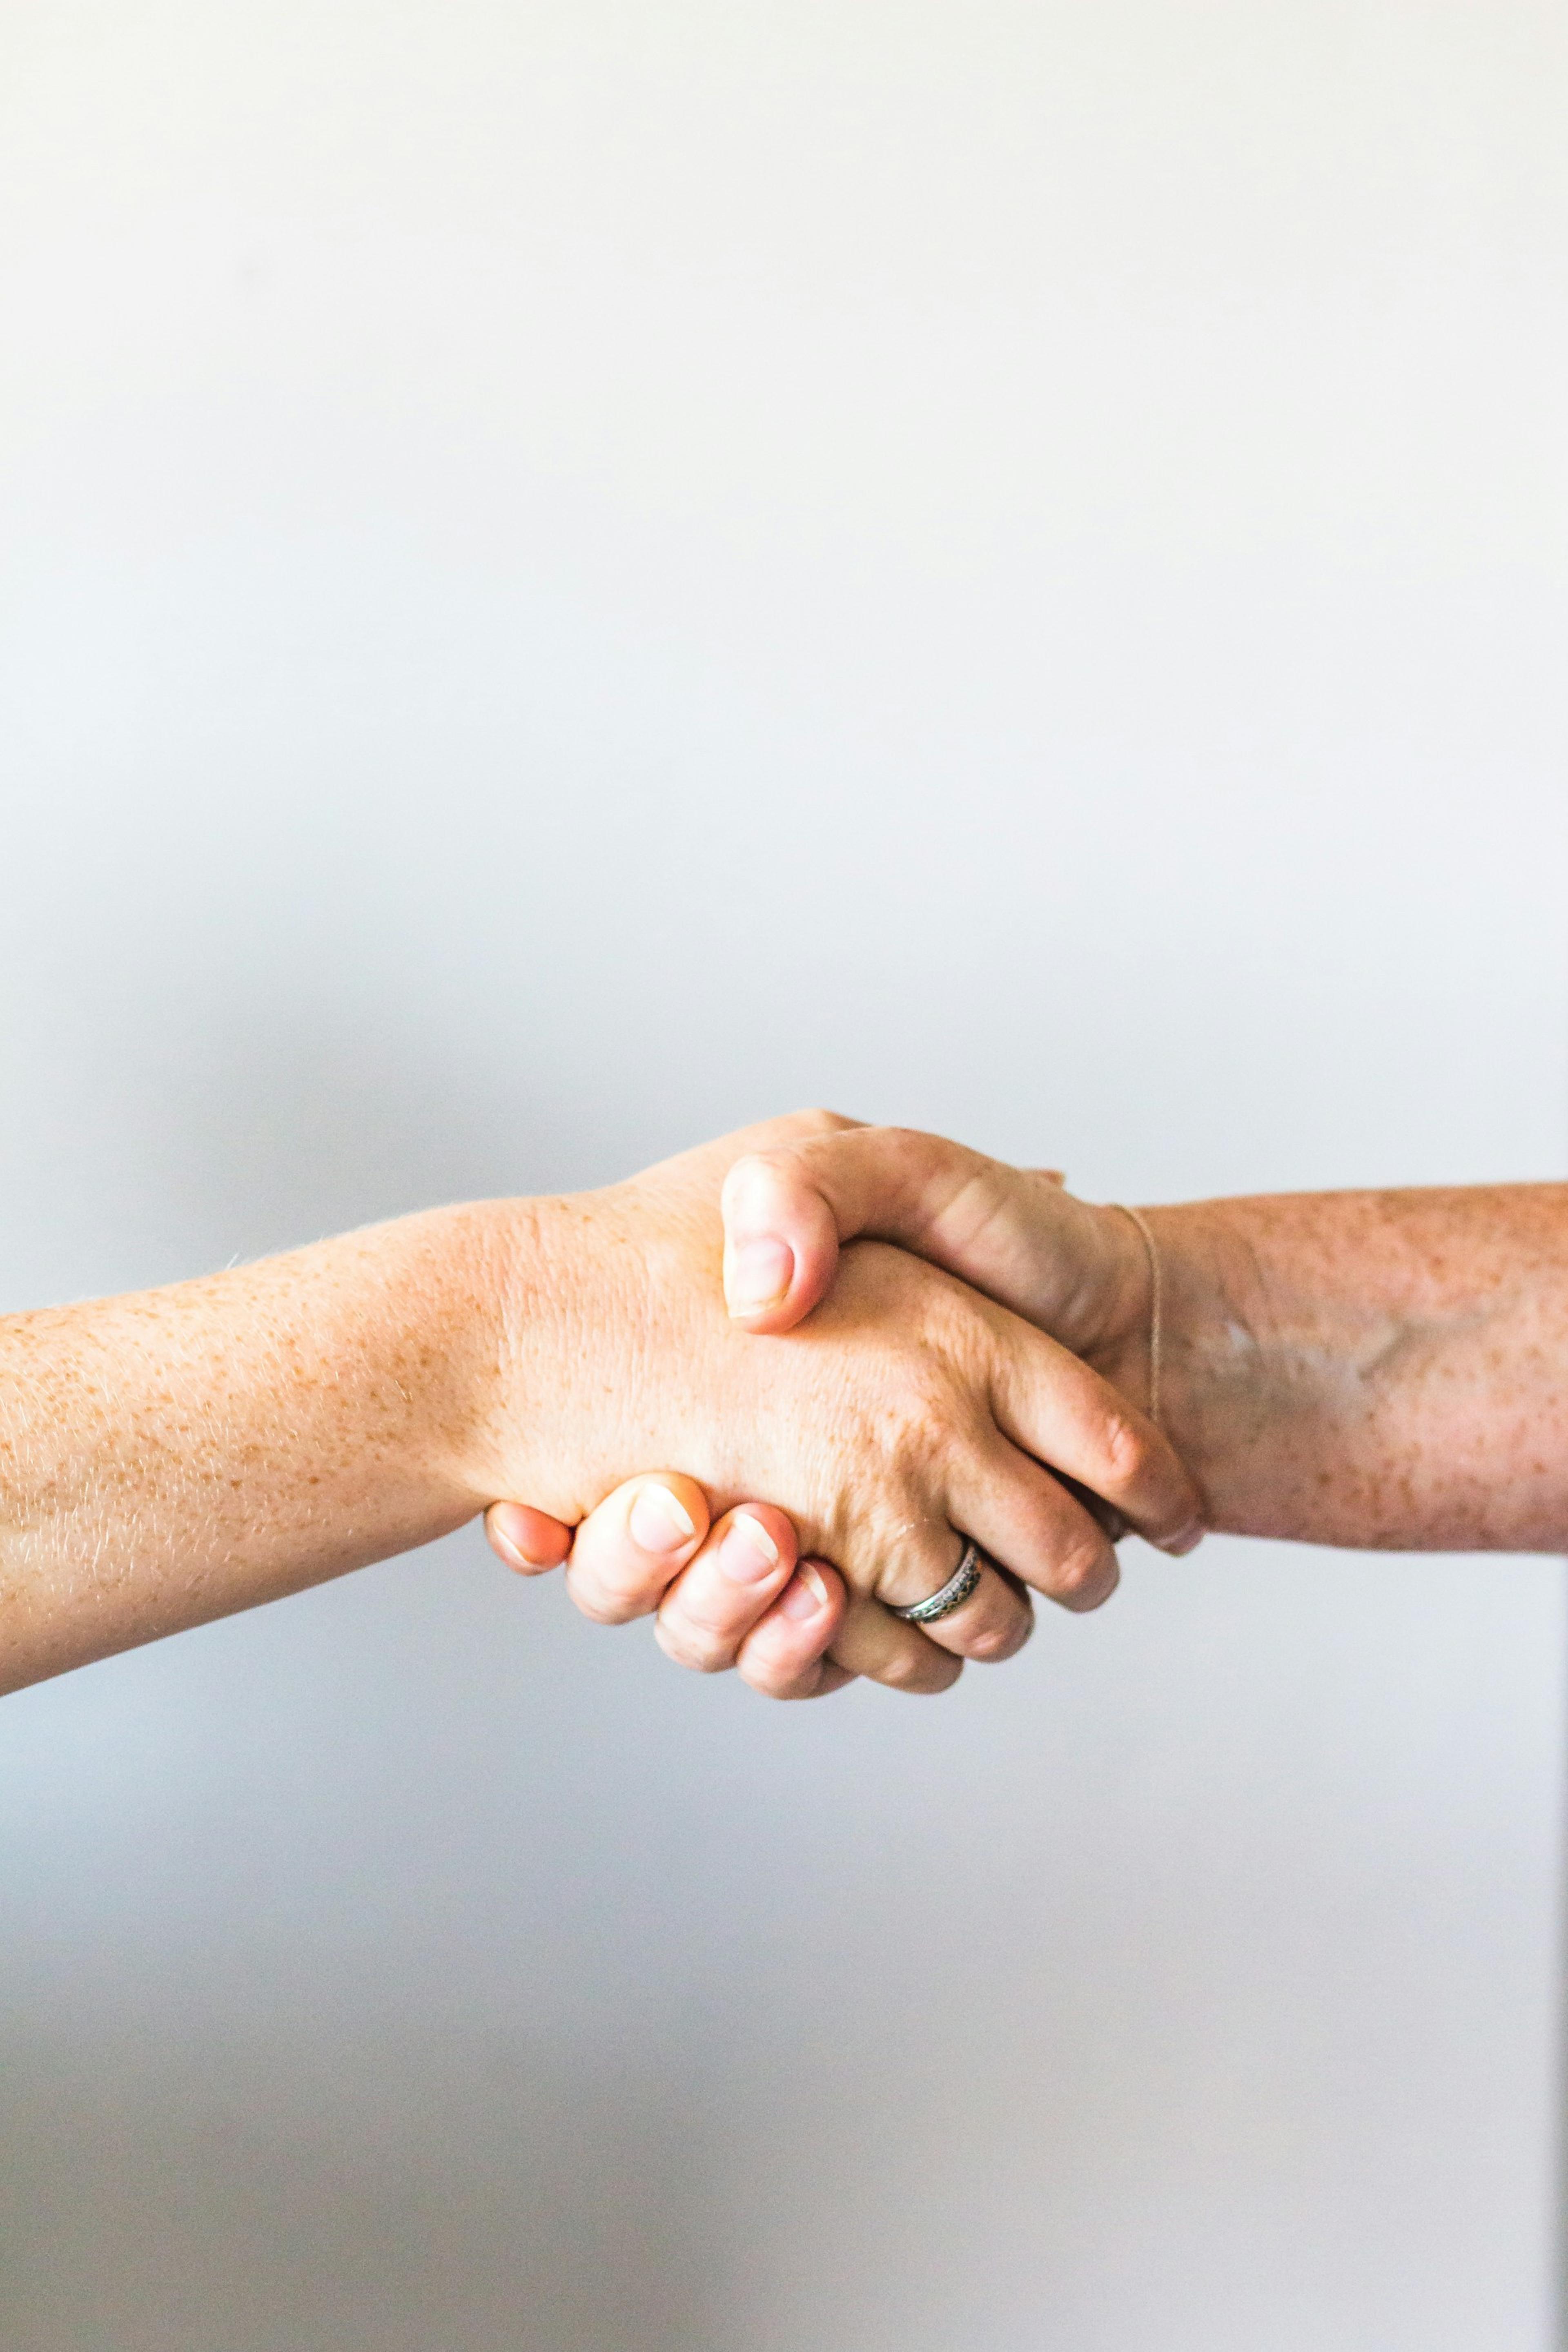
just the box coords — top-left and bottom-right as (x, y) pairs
(718, 1512), (781, 1584)
(726, 1236), (794, 1318)
(628, 1483), (697, 1554)
(1164, 1521), (1205, 1557)
(487, 1505), (554, 1571)
(780, 1562), (829, 1620)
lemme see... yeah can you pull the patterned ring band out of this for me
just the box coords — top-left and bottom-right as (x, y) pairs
(888, 1539), (983, 1625)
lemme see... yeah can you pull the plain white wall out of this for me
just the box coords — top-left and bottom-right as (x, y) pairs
(2, 7), (1566, 2347)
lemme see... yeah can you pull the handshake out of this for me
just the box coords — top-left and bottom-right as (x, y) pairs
(475, 1111), (1204, 1706)
(6, 1102), (1559, 1698)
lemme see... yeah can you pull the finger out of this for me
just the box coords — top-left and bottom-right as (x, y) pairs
(721, 1127), (1106, 1335)
(946, 1432), (1123, 1614)
(893, 1543), (1036, 1664)
(486, 1501), (575, 1575)
(735, 1561), (857, 1700)
(827, 1590), (964, 1696)
(564, 1473), (713, 1626)
(810, 1493), (998, 1688)
(654, 1504), (800, 1675)
(987, 1316), (1203, 1552)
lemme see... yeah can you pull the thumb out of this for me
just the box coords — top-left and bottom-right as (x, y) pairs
(722, 1150), (842, 1331)
(721, 1127), (1100, 1338)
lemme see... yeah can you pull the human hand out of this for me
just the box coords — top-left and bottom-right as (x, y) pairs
(467, 1113), (1201, 1697)
(486, 1479), (853, 1701)
(719, 1116), (1163, 1412)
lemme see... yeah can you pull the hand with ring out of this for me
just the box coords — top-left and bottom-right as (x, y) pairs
(487, 1111), (1201, 1700)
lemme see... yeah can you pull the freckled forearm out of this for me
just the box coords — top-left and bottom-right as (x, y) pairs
(0, 1202), (540, 1693)
(1140, 1186), (1568, 1551)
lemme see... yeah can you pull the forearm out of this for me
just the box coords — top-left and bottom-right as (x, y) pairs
(714, 1126), (1568, 1555)
(0, 1202), (541, 1693)
(1125, 1185), (1568, 1551)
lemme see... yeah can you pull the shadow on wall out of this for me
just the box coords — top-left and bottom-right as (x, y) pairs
(0, 2020), (723, 2352)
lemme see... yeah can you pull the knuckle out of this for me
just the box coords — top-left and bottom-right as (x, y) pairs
(755, 1107), (853, 1152)
(1069, 1559), (1119, 1612)
(746, 1666), (810, 1704)
(877, 1642), (961, 1695)
(590, 1559), (667, 1615)
(569, 1582), (643, 1627)
(963, 1610), (1032, 1662)
(655, 1617), (734, 1674)
(788, 1106), (855, 1139)
(737, 1651), (796, 1700)
(882, 1363), (965, 1454)
(729, 1142), (815, 1216)
(1097, 1407), (1151, 1488)
(1050, 1535), (1116, 1605)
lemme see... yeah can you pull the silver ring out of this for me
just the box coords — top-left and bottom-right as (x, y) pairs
(889, 1539), (983, 1625)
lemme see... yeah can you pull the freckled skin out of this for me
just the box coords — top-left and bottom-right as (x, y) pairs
(1087, 1185), (1568, 1552)
(716, 1126), (1568, 1556)
(0, 1116), (1196, 1697)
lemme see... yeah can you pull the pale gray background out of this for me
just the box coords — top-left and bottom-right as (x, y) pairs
(2, 6), (1567, 2347)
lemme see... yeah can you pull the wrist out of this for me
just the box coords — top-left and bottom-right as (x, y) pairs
(432, 1193), (564, 1513)
(346, 1195), (555, 1525)
(1076, 1201), (1227, 1528)
(1074, 1200), (1156, 1397)
(445, 1186), (668, 1525)
(1108, 1203), (1243, 1526)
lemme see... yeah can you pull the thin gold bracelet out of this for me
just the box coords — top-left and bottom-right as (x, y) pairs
(1112, 1204), (1163, 1430)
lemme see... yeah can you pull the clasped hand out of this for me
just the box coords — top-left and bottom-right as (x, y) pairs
(481, 1114), (1203, 1702)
